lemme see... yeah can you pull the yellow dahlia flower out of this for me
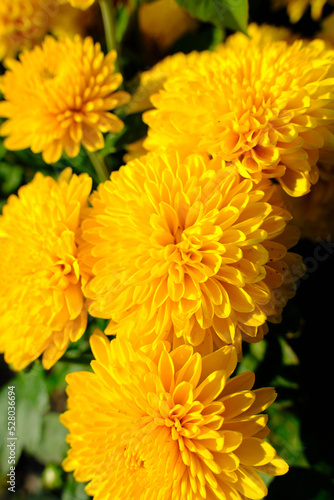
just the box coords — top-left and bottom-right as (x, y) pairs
(79, 151), (302, 353)
(0, 35), (130, 164)
(272, 0), (334, 22)
(0, 168), (92, 371)
(60, 332), (288, 500)
(143, 38), (334, 197)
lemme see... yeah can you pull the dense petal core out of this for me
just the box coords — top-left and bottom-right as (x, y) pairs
(0, 35), (130, 163)
(79, 150), (303, 353)
(0, 168), (92, 370)
(143, 38), (334, 197)
(60, 332), (288, 500)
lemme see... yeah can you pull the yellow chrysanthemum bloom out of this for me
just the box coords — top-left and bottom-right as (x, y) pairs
(0, 168), (92, 371)
(60, 332), (289, 500)
(272, 0), (334, 23)
(0, 35), (130, 164)
(0, 0), (94, 60)
(79, 151), (302, 353)
(143, 38), (334, 197)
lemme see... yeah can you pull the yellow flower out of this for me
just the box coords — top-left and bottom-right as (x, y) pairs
(272, 0), (334, 22)
(0, 0), (95, 61)
(143, 38), (334, 197)
(138, 0), (198, 54)
(125, 23), (295, 159)
(0, 35), (130, 164)
(79, 150), (302, 353)
(60, 332), (288, 500)
(0, 168), (92, 370)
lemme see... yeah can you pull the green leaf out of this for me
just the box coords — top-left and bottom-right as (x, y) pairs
(27, 412), (69, 465)
(0, 362), (49, 473)
(174, 0), (249, 33)
(267, 404), (309, 468)
(0, 141), (6, 160)
(15, 363), (50, 455)
(0, 162), (24, 194)
(278, 336), (300, 366)
(116, 5), (131, 42)
(236, 340), (267, 375)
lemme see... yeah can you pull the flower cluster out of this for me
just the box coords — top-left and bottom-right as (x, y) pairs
(1, 0), (332, 498)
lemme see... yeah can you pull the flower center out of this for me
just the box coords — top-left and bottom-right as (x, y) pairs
(166, 416), (184, 440)
(174, 226), (183, 244)
(48, 255), (79, 289)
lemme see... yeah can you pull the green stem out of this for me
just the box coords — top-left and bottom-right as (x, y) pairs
(87, 149), (109, 183)
(99, 0), (120, 70)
